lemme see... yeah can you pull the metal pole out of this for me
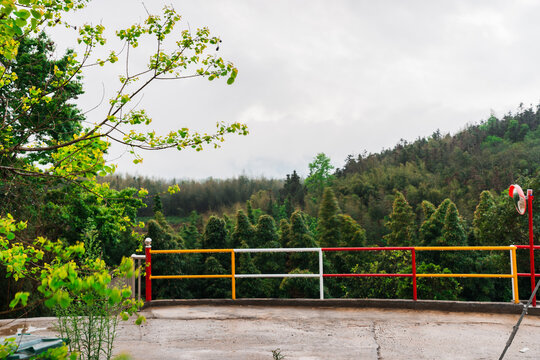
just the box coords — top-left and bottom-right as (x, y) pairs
(319, 249), (324, 299)
(231, 250), (236, 300)
(527, 189), (535, 307)
(145, 238), (152, 302)
(509, 250), (515, 303)
(511, 246), (520, 304)
(138, 258), (141, 304)
(412, 249), (417, 301)
(130, 255), (136, 299)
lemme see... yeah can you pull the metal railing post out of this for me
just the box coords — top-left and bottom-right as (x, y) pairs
(130, 255), (136, 300)
(412, 249), (417, 301)
(319, 249), (324, 299)
(511, 245), (520, 304)
(145, 238), (152, 302)
(510, 249), (515, 304)
(231, 250), (236, 300)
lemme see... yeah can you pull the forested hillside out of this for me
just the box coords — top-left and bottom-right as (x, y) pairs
(110, 105), (540, 242)
(333, 106), (540, 240)
(100, 106), (540, 303)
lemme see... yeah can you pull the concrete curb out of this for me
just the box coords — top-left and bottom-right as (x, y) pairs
(143, 298), (540, 315)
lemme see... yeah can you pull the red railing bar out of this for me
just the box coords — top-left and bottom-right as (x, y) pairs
(324, 273), (413, 278)
(322, 247), (414, 252)
(514, 245), (540, 249)
(518, 273), (540, 277)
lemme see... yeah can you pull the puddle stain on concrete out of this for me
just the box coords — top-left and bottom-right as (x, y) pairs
(0, 324), (49, 336)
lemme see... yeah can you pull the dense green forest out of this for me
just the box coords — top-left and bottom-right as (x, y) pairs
(98, 106), (540, 302)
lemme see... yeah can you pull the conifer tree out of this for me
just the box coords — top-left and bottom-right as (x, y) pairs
(288, 211), (318, 271)
(256, 215), (280, 246)
(383, 191), (416, 246)
(232, 210), (256, 248)
(234, 238), (267, 298)
(280, 170), (305, 208)
(146, 212), (187, 299)
(317, 187), (341, 247)
(442, 202), (467, 246)
(438, 202), (471, 282)
(202, 256), (230, 298)
(254, 215), (281, 272)
(337, 214), (366, 247)
(472, 190), (497, 246)
(421, 200), (437, 221)
(152, 194), (163, 214)
(203, 216), (228, 249)
(278, 219), (291, 248)
(419, 198), (452, 246)
(246, 200), (256, 224)
(202, 216), (229, 279)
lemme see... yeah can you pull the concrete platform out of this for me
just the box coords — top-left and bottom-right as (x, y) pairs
(2, 302), (540, 359)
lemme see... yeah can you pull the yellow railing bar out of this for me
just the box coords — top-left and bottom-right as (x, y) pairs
(415, 246), (515, 251)
(151, 249), (233, 254)
(417, 274), (513, 278)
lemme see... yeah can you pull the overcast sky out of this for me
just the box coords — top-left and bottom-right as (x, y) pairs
(50, 0), (540, 180)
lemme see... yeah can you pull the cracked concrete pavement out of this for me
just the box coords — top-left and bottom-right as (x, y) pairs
(3, 305), (540, 359)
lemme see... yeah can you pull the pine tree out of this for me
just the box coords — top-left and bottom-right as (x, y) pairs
(152, 194), (163, 214)
(254, 215), (283, 275)
(146, 212), (187, 299)
(419, 198), (452, 246)
(202, 256), (230, 298)
(383, 191), (416, 246)
(203, 216), (228, 249)
(231, 210), (256, 248)
(278, 219), (291, 248)
(256, 215), (279, 246)
(317, 187), (341, 247)
(442, 202), (467, 246)
(472, 190), (497, 246)
(421, 200), (436, 222)
(280, 170), (305, 208)
(288, 211), (317, 271)
(338, 214), (366, 247)
(202, 216), (229, 278)
(246, 200), (256, 224)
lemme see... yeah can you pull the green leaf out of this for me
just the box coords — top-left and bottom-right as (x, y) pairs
(30, 9), (42, 19)
(121, 288), (132, 298)
(10, 292), (29, 308)
(14, 10), (31, 19)
(15, 18), (27, 27)
(12, 25), (23, 36)
(135, 315), (146, 325)
(227, 77), (235, 85)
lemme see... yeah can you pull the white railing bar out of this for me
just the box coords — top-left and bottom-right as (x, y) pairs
(235, 274), (320, 278)
(234, 248), (321, 253)
(132, 254), (146, 259)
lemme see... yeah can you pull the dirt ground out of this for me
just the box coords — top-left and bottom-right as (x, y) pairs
(2, 305), (540, 359)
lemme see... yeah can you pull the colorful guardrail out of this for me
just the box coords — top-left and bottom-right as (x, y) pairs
(136, 238), (524, 303)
